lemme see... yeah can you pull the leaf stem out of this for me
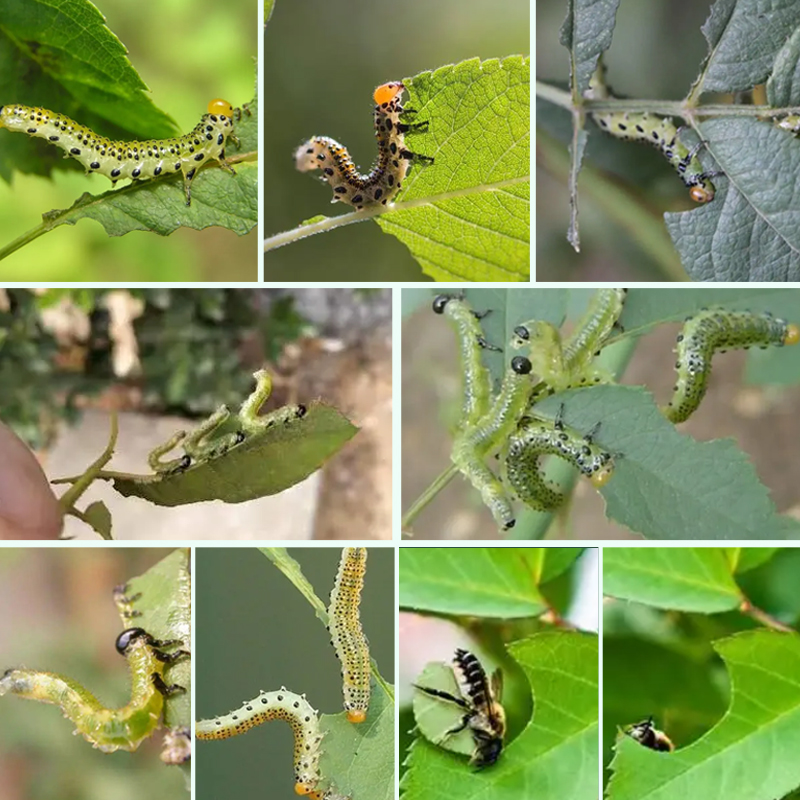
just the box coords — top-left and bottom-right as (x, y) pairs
(740, 598), (795, 632)
(57, 413), (118, 514)
(402, 464), (459, 534)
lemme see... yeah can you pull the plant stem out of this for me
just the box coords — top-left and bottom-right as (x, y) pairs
(402, 463), (459, 533)
(740, 598), (794, 632)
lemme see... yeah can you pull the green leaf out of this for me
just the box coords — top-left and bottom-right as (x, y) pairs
(534, 385), (790, 540)
(403, 631), (598, 800)
(603, 637), (727, 783)
(603, 548), (742, 613)
(0, 0), (176, 169)
(106, 402), (358, 506)
(376, 56), (530, 282)
(399, 548), (549, 618)
(606, 629), (800, 800)
(559, 0), (621, 94)
(81, 500), (112, 541)
(767, 24), (800, 107)
(320, 681), (394, 800)
(664, 118), (800, 282)
(699, 1), (800, 94)
(729, 548), (779, 574)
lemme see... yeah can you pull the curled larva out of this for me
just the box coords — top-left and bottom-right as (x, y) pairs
(196, 688), (324, 794)
(585, 64), (718, 203)
(0, 98), (240, 205)
(450, 355), (534, 531)
(329, 547), (371, 723)
(0, 627), (189, 753)
(294, 81), (433, 210)
(504, 405), (614, 512)
(663, 308), (800, 423)
(432, 293), (498, 430)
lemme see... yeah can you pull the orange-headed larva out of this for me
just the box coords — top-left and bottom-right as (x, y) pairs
(294, 82), (433, 210)
(0, 99), (240, 205)
(328, 547), (371, 723)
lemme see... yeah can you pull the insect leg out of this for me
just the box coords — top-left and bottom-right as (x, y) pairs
(151, 673), (187, 698)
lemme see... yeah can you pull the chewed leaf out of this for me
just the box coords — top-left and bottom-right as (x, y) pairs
(377, 56), (530, 282)
(412, 662), (474, 759)
(606, 630), (800, 800)
(107, 403), (357, 506)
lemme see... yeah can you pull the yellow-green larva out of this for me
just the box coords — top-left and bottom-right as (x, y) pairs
(450, 355), (534, 531)
(776, 115), (800, 134)
(328, 547), (371, 724)
(295, 82), (433, 210)
(585, 65), (718, 203)
(505, 404), (614, 512)
(0, 98), (240, 205)
(432, 294), (498, 431)
(663, 308), (800, 423)
(0, 627), (189, 753)
(196, 688), (350, 799)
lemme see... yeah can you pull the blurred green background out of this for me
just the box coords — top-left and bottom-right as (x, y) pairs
(0, 548), (185, 800)
(0, 0), (256, 281)
(196, 547), (395, 800)
(603, 547), (800, 788)
(537, 0), (717, 282)
(263, 0), (529, 282)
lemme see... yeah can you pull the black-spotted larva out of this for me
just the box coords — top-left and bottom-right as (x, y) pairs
(504, 404), (614, 512)
(663, 308), (800, 423)
(0, 99), (241, 205)
(294, 82), (433, 210)
(196, 688), (324, 794)
(328, 547), (371, 723)
(584, 64), (719, 203)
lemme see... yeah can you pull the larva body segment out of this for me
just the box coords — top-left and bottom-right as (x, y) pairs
(450, 356), (534, 531)
(585, 67), (717, 202)
(777, 115), (800, 134)
(563, 288), (628, 373)
(0, 99), (238, 205)
(664, 308), (799, 423)
(295, 82), (431, 210)
(505, 411), (614, 512)
(195, 688), (324, 794)
(0, 628), (188, 753)
(432, 294), (493, 430)
(329, 547), (371, 723)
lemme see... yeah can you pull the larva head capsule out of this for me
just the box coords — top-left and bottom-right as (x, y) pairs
(207, 98), (234, 118)
(373, 81), (404, 105)
(589, 462), (615, 488)
(346, 709), (367, 724)
(689, 183), (715, 203)
(784, 324), (800, 346)
(115, 627), (147, 655)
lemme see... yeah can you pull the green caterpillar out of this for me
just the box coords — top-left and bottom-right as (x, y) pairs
(432, 294), (499, 431)
(585, 66), (718, 203)
(0, 99), (242, 205)
(450, 354), (534, 531)
(0, 627), (189, 753)
(663, 308), (800, 423)
(512, 288), (627, 402)
(504, 404), (614, 512)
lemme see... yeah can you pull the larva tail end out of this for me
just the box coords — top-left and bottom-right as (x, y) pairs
(589, 463), (615, 488)
(373, 82), (404, 105)
(346, 709), (367, 724)
(689, 184), (714, 203)
(207, 98), (234, 118)
(784, 324), (800, 346)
